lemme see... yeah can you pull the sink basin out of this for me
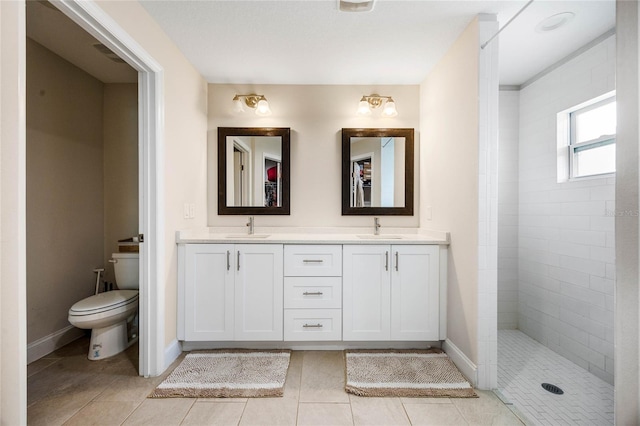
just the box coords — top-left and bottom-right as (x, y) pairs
(356, 234), (404, 239)
(224, 234), (270, 239)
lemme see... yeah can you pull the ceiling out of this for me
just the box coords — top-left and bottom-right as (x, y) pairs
(26, 0), (137, 83)
(27, 0), (615, 87)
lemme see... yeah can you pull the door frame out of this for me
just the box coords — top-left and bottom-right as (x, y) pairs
(53, 0), (165, 377)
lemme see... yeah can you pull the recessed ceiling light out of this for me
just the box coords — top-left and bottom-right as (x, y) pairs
(535, 12), (575, 33)
(338, 0), (375, 13)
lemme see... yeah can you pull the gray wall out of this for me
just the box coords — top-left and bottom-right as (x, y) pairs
(26, 38), (105, 343)
(498, 90), (519, 330)
(614, 1), (640, 421)
(103, 83), (138, 281)
(26, 40), (138, 351)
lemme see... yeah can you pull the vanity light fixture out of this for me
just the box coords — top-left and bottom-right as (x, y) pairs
(357, 94), (398, 117)
(232, 94), (272, 116)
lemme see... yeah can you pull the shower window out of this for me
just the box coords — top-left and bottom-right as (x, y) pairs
(568, 95), (616, 179)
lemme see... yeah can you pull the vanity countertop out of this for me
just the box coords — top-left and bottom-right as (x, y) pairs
(176, 229), (450, 245)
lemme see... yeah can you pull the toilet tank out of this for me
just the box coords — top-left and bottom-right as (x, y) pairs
(111, 253), (139, 289)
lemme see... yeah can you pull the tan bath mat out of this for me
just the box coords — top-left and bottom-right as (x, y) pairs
(345, 349), (477, 398)
(150, 349), (290, 398)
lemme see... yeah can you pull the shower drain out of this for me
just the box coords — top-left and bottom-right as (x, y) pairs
(541, 383), (564, 395)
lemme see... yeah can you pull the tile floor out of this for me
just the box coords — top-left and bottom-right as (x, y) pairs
(497, 330), (614, 425)
(28, 336), (525, 425)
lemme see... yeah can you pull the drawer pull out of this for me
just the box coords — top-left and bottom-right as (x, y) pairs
(303, 323), (323, 328)
(303, 291), (323, 296)
(226, 250), (230, 271)
(385, 251), (389, 271)
(303, 259), (324, 263)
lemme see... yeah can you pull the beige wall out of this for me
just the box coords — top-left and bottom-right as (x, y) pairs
(26, 38), (105, 343)
(207, 84), (420, 228)
(103, 83), (138, 278)
(420, 19), (480, 363)
(96, 1), (209, 348)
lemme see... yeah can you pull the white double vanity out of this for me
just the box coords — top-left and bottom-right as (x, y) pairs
(177, 231), (449, 349)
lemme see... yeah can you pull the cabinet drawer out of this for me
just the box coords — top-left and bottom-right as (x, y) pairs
(284, 277), (341, 309)
(284, 245), (342, 276)
(284, 309), (342, 341)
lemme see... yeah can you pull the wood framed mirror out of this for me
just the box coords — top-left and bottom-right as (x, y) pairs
(342, 128), (414, 216)
(218, 127), (290, 215)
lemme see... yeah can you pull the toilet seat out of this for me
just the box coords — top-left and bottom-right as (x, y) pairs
(68, 290), (139, 331)
(69, 290), (139, 316)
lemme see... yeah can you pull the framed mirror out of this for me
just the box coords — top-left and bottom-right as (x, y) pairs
(218, 127), (290, 215)
(342, 128), (414, 216)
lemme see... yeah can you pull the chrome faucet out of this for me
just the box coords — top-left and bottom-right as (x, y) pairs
(247, 216), (254, 235)
(374, 217), (381, 235)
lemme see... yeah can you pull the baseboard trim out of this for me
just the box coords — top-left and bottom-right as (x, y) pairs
(443, 338), (477, 387)
(164, 339), (182, 371)
(180, 340), (440, 352)
(27, 325), (85, 364)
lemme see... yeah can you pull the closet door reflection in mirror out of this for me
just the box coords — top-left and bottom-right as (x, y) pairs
(218, 127), (290, 215)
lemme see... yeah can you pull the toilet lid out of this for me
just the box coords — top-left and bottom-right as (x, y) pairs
(69, 290), (138, 315)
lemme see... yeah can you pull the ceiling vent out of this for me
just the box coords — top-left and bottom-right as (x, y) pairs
(93, 43), (127, 64)
(338, 0), (375, 12)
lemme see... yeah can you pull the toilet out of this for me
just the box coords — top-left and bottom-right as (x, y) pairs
(68, 252), (139, 360)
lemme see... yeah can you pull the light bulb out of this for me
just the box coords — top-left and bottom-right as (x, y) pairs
(381, 100), (398, 117)
(255, 99), (272, 116)
(357, 100), (372, 116)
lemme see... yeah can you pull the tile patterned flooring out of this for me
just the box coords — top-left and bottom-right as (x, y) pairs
(28, 337), (525, 425)
(497, 330), (614, 425)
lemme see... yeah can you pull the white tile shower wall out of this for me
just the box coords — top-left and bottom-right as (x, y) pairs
(517, 35), (616, 384)
(498, 90), (519, 330)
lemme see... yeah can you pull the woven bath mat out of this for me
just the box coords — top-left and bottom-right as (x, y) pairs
(150, 349), (290, 398)
(344, 349), (477, 398)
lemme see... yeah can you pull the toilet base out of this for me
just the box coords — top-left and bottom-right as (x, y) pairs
(87, 320), (136, 360)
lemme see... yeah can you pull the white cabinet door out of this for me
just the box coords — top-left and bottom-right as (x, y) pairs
(184, 244), (234, 341)
(343, 245), (391, 340)
(234, 244), (284, 341)
(390, 245), (440, 340)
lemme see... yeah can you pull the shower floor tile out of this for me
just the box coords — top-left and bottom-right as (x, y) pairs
(498, 329), (613, 425)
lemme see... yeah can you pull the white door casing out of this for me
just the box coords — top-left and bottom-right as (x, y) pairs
(52, 0), (164, 377)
